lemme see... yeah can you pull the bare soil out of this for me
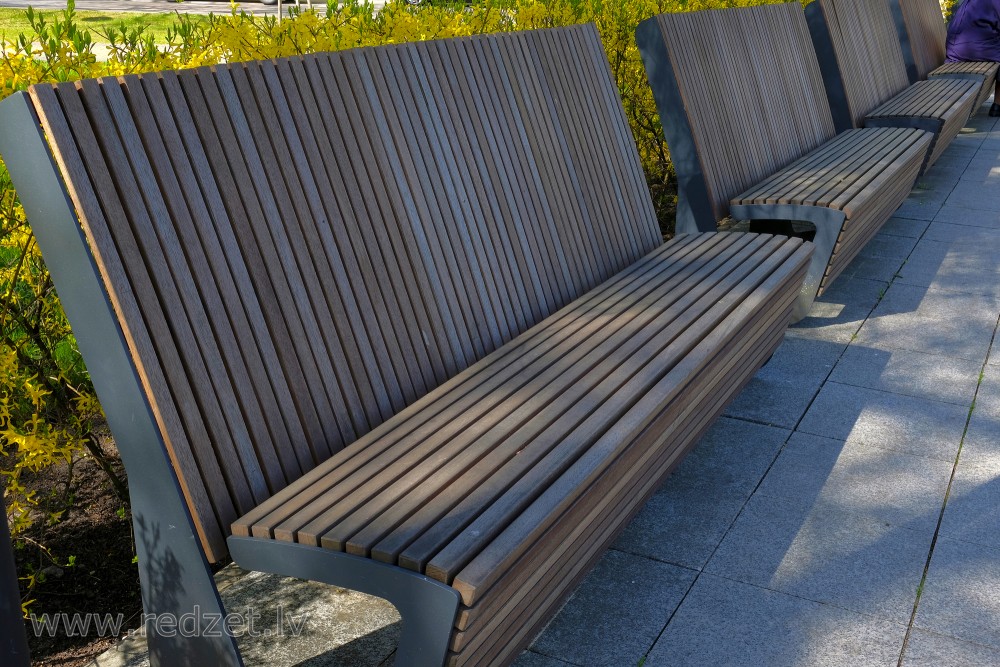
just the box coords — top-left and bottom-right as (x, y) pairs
(11, 436), (142, 666)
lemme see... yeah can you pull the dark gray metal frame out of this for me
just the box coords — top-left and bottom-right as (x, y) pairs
(887, 0), (922, 84)
(2, 481), (30, 667)
(805, 2), (857, 134)
(636, 18), (835, 321)
(634, 19), (717, 236)
(0, 90), (460, 667)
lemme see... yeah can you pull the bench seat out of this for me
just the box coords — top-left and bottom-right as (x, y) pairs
(637, 3), (929, 319)
(929, 61), (999, 110)
(865, 78), (978, 167)
(731, 127), (929, 294)
(888, 0), (1000, 111)
(806, 0), (978, 171)
(233, 231), (811, 665)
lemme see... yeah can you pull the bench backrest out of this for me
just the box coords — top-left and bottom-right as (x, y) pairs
(636, 2), (836, 231)
(17, 25), (660, 561)
(888, 0), (948, 82)
(806, 0), (912, 131)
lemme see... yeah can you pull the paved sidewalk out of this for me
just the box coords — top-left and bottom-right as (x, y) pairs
(92, 109), (1000, 667)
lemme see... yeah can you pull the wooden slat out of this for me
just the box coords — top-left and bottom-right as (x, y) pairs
(438, 237), (804, 602)
(28, 25), (662, 561)
(651, 4), (837, 222)
(450, 260), (804, 664)
(257, 236), (743, 546)
(232, 235), (715, 540)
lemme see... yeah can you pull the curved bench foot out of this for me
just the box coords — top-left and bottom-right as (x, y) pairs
(228, 537), (461, 667)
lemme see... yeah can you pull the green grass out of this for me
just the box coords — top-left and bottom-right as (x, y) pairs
(0, 8), (207, 43)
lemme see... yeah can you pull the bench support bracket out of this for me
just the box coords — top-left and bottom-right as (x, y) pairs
(228, 537), (461, 667)
(730, 203), (844, 321)
(0, 91), (243, 667)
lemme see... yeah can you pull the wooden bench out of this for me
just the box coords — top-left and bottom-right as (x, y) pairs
(806, 0), (979, 170)
(888, 0), (999, 111)
(0, 25), (812, 667)
(637, 3), (930, 321)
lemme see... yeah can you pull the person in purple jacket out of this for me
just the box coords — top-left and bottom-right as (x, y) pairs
(947, 0), (1000, 115)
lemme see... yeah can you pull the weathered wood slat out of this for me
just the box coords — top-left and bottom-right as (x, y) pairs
(232, 236), (714, 540)
(451, 275), (801, 664)
(808, 0), (978, 170)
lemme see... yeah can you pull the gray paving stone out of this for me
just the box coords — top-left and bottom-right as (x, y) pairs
(971, 365), (1000, 417)
(615, 417), (789, 569)
(914, 537), (1000, 650)
(705, 493), (932, 621)
(798, 382), (968, 461)
(931, 204), (1000, 229)
(830, 345), (981, 406)
(788, 277), (886, 344)
(945, 181), (1000, 211)
(924, 221), (1000, 244)
(756, 432), (952, 533)
(646, 574), (905, 667)
(854, 283), (999, 362)
(962, 412), (1000, 470)
(902, 629), (1000, 667)
(895, 239), (1000, 297)
(895, 196), (944, 221)
(835, 233), (918, 283)
(530, 549), (695, 666)
(879, 215), (932, 238)
(513, 651), (575, 667)
(940, 459), (1000, 551)
(223, 568), (398, 667)
(958, 155), (1000, 183)
(725, 337), (845, 428)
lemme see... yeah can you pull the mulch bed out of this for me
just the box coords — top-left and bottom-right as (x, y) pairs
(10, 434), (142, 666)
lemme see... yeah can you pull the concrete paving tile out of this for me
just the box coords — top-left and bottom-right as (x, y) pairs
(646, 575), (905, 667)
(931, 204), (1000, 229)
(914, 171), (962, 195)
(971, 365), (1000, 417)
(902, 629), (1000, 667)
(962, 413), (1000, 470)
(830, 345), (981, 406)
(225, 568), (399, 667)
(798, 381), (968, 461)
(513, 651), (575, 667)
(788, 277), (886, 344)
(923, 221), (1000, 244)
(756, 432), (952, 533)
(930, 151), (975, 174)
(530, 550), (695, 666)
(878, 215), (932, 238)
(725, 337), (846, 428)
(616, 418), (789, 569)
(895, 197), (944, 221)
(944, 181), (1000, 211)
(940, 459), (1000, 551)
(958, 155), (1000, 183)
(895, 239), (1000, 297)
(705, 493), (932, 621)
(914, 537), (1000, 650)
(835, 233), (918, 283)
(855, 283), (999, 362)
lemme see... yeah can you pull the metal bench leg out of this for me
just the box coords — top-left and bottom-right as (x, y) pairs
(793, 217), (840, 321)
(228, 537), (461, 667)
(0, 91), (243, 667)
